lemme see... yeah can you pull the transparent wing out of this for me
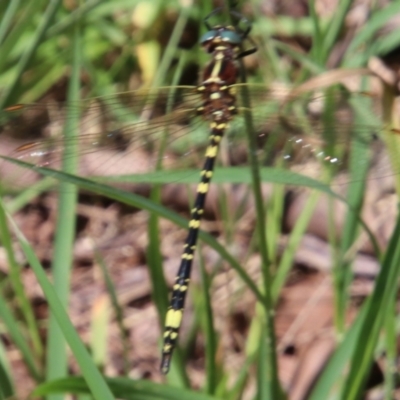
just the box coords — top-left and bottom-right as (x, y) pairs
(0, 86), (203, 191)
(0, 84), (392, 194)
(231, 84), (389, 186)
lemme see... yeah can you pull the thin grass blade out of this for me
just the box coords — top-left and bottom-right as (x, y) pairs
(45, 16), (80, 396)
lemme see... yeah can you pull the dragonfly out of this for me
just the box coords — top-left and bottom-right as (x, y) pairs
(0, 8), (392, 374)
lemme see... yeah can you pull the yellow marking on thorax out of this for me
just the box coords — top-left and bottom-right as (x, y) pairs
(210, 59), (222, 79)
(204, 77), (223, 84)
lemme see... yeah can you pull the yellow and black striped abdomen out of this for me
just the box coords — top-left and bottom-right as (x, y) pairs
(160, 121), (228, 374)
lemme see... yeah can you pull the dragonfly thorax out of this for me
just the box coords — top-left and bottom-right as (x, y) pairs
(201, 47), (239, 87)
(197, 47), (239, 123)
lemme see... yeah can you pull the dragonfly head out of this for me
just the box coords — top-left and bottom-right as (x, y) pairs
(200, 26), (242, 53)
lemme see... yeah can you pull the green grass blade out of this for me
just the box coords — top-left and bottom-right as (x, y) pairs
(0, 343), (13, 399)
(257, 320), (269, 400)
(1, 207), (114, 400)
(272, 38), (326, 76)
(0, 0), (43, 75)
(0, 0), (22, 45)
(383, 301), (396, 399)
(147, 2), (190, 90)
(33, 376), (220, 399)
(0, 0), (63, 108)
(309, 209), (400, 399)
(343, 2), (400, 66)
(199, 251), (218, 394)
(89, 293), (110, 369)
(272, 190), (320, 302)
(256, 320), (286, 400)
(308, 304), (365, 399)
(4, 177), (56, 213)
(333, 97), (371, 334)
(45, 0), (104, 38)
(0, 338), (13, 399)
(45, 16), (80, 398)
(0, 199), (43, 377)
(0, 293), (41, 382)
(320, 0), (353, 63)
(96, 166), (347, 193)
(308, 0), (324, 65)
(340, 210), (400, 399)
(94, 249), (130, 374)
(146, 211), (169, 319)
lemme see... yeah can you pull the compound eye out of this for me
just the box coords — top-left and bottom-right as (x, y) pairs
(199, 29), (218, 45)
(220, 30), (242, 45)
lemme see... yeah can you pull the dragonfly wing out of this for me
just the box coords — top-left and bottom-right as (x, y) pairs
(0, 88), (211, 193)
